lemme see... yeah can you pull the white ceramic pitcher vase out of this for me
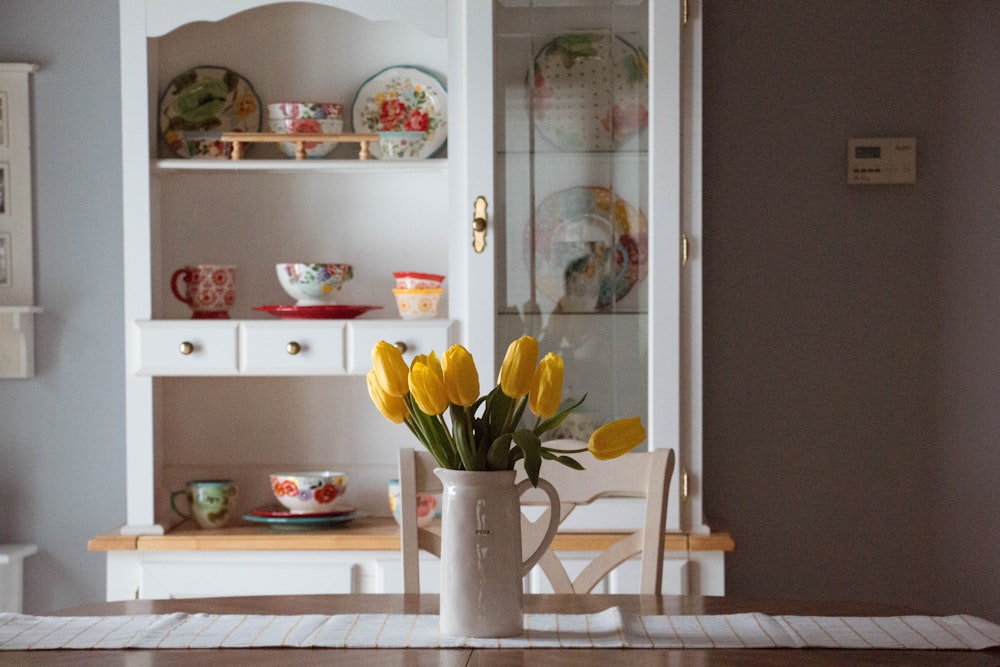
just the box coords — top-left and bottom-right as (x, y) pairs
(434, 468), (560, 638)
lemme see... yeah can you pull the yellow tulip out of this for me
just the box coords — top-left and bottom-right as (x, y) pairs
(529, 353), (563, 419)
(409, 360), (449, 415)
(442, 344), (480, 407)
(371, 340), (409, 397)
(425, 350), (444, 380)
(498, 335), (539, 398)
(588, 417), (647, 460)
(366, 370), (408, 424)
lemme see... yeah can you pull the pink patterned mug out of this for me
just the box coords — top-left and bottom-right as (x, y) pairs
(170, 264), (236, 319)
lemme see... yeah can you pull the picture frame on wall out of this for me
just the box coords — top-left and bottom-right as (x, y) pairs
(0, 162), (8, 215)
(0, 232), (10, 287)
(0, 92), (7, 147)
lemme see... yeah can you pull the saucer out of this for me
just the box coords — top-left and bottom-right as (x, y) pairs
(242, 509), (367, 530)
(254, 304), (382, 319)
(250, 504), (356, 518)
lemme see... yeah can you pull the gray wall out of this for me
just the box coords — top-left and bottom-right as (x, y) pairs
(0, 0), (997, 622)
(702, 0), (1000, 622)
(0, 0), (124, 612)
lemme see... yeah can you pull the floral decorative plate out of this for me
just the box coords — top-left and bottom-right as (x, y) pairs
(530, 186), (648, 311)
(159, 66), (262, 158)
(254, 305), (382, 319)
(351, 65), (448, 159)
(531, 33), (648, 151)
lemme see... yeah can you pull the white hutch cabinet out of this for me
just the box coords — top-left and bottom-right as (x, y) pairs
(94, 0), (730, 600)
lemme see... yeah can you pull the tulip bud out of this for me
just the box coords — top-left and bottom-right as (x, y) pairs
(498, 335), (539, 398)
(529, 352), (563, 418)
(371, 340), (410, 397)
(409, 360), (450, 415)
(588, 417), (647, 460)
(442, 344), (480, 407)
(366, 370), (408, 424)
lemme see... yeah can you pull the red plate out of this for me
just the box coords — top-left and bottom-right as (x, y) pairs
(250, 504), (357, 518)
(254, 304), (382, 319)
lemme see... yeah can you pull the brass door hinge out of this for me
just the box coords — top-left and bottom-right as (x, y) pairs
(683, 0), (689, 25)
(681, 232), (690, 267)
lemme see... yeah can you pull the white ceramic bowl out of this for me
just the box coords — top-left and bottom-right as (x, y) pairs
(377, 131), (426, 159)
(277, 263), (353, 305)
(270, 471), (348, 513)
(387, 479), (440, 527)
(268, 117), (344, 158)
(393, 271), (445, 290)
(392, 287), (443, 319)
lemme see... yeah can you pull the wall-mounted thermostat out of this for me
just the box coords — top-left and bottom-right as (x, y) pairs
(847, 137), (916, 184)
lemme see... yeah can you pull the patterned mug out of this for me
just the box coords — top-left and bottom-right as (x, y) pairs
(170, 264), (236, 318)
(170, 479), (238, 529)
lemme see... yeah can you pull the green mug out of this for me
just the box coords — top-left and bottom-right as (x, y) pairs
(170, 479), (237, 529)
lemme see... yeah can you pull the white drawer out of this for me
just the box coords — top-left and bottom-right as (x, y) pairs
(241, 321), (347, 375)
(135, 321), (239, 375)
(347, 320), (457, 373)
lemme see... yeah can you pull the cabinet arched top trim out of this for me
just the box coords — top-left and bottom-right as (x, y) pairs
(146, 0), (446, 39)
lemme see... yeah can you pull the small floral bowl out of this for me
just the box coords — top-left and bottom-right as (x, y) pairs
(393, 271), (445, 290)
(268, 117), (344, 158)
(377, 131), (426, 160)
(277, 263), (353, 305)
(267, 102), (343, 119)
(392, 287), (443, 319)
(387, 479), (441, 527)
(270, 471), (348, 514)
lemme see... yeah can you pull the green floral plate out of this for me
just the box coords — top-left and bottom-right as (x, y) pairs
(158, 66), (262, 158)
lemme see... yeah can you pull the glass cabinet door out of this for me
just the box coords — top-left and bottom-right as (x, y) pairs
(495, 1), (652, 444)
(454, 1), (697, 532)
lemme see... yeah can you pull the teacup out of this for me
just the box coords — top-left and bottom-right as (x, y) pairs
(170, 264), (236, 318)
(170, 479), (238, 529)
(387, 478), (440, 527)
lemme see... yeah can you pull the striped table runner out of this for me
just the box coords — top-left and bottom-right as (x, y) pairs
(2, 609), (999, 650)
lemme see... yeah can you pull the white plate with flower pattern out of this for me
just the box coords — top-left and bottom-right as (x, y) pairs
(530, 33), (648, 152)
(351, 65), (448, 159)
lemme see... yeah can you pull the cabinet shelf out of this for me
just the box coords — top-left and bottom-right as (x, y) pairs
(152, 158), (447, 175)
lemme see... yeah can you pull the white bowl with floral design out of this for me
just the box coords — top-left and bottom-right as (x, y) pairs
(277, 263), (353, 305)
(270, 471), (348, 513)
(268, 117), (344, 158)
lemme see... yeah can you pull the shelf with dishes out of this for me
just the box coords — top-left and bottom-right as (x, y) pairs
(152, 157), (447, 175)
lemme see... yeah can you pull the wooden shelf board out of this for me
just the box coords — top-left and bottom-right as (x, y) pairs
(89, 517), (734, 554)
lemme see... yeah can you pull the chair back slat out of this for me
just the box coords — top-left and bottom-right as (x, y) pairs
(398, 443), (675, 594)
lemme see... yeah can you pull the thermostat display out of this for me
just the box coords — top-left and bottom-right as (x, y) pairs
(847, 137), (916, 184)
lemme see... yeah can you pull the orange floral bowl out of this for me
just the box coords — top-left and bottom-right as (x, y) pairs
(269, 471), (348, 513)
(268, 117), (344, 158)
(392, 287), (443, 319)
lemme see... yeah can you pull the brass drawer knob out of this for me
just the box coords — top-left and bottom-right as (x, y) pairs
(178, 341), (194, 355)
(286, 341), (301, 355)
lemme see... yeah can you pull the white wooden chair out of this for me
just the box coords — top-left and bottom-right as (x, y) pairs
(397, 442), (675, 594)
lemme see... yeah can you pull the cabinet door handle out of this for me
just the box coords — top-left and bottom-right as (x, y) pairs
(286, 341), (301, 355)
(472, 196), (488, 253)
(178, 341), (194, 355)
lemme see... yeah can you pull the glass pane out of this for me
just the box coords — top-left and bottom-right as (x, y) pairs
(494, 1), (649, 444)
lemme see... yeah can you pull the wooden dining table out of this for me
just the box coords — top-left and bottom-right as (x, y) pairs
(5, 593), (999, 666)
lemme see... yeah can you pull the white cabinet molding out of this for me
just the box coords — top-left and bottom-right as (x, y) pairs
(0, 64), (40, 378)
